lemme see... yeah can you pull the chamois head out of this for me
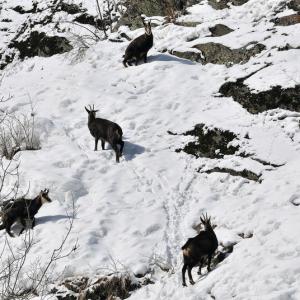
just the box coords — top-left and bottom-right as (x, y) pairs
(39, 188), (52, 204)
(200, 213), (212, 231)
(142, 17), (152, 36)
(85, 105), (98, 119)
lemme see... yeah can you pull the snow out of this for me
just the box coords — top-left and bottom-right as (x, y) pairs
(0, 0), (300, 299)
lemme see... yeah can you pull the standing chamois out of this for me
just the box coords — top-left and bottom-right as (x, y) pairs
(123, 17), (153, 67)
(181, 213), (218, 286)
(85, 105), (124, 163)
(0, 189), (52, 237)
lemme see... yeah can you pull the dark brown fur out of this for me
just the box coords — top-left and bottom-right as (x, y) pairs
(181, 214), (218, 286)
(0, 189), (52, 237)
(123, 19), (153, 67)
(85, 105), (124, 163)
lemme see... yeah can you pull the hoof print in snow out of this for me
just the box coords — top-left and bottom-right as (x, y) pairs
(209, 24), (234, 36)
(200, 167), (262, 182)
(10, 31), (73, 59)
(175, 124), (239, 159)
(273, 14), (300, 26)
(219, 69), (300, 113)
(208, 0), (249, 10)
(50, 274), (144, 300)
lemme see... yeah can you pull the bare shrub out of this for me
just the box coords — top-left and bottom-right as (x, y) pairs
(0, 110), (41, 160)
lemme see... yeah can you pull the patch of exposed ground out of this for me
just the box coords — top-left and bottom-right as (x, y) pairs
(171, 42), (265, 65)
(174, 124), (239, 159)
(219, 66), (300, 113)
(200, 167), (262, 182)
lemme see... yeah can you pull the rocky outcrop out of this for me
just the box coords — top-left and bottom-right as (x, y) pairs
(200, 167), (262, 182)
(170, 42), (265, 65)
(209, 24), (234, 36)
(50, 274), (151, 300)
(219, 68), (300, 113)
(117, 0), (198, 29)
(175, 21), (202, 27)
(174, 124), (239, 159)
(10, 31), (73, 59)
(273, 14), (300, 26)
(208, 0), (249, 10)
(288, 0), (300, 12)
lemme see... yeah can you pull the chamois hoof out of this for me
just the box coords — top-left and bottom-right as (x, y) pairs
(190, 280), (195, 285)
(197, 271), (202, 275)
(182, 283), (187, 287)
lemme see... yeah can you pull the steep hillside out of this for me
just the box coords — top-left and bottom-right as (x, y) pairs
(0, 0), (300, 299)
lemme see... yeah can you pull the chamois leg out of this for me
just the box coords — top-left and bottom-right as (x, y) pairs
(94, 138), (98, 151)
(207, 254), (212, 272)
(188, 266), (195, 285)
(112, 144), (120, 163)
(143, 54), (148, 63)
(19, 218), (26, 235)
(197, 258), (204, 275)
(119, 140), (124, 155)
(4, 219), (15, 237)
(101, 138), (105, 150)
(182, 264), (188, 287)
(123, 60), (128, 68)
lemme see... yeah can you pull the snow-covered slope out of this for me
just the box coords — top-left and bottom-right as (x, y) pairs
(1, 0), (300, 299)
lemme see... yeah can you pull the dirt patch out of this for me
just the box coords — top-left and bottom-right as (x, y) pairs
(174, 124), (239, 159)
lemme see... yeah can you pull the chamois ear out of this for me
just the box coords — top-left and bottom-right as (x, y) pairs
(85, 106), (90, 113)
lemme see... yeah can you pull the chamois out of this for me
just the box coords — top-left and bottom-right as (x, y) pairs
(0, 189), (52, 237)
(123, 17), (153, 67)
(85, 105), (124, 163)
(181, 213), (218, 286)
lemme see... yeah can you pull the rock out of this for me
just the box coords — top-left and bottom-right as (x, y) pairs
(208, 0), (249, 10)
(175, 21), (202, 27)
(209, 24), (234, 36)
(201, 167), (262, 182)
(50, 274), (142, 300)
(10, 31), (73, 59)
(219, 67), (300, 113)
(117, 0), (198, 29)
(288, 0), (300, 12)
(170, 49), (201, 62)
(175, 124), (239, 159)
(12, 4), (37, 14)
(60, 2), (86, 14)
(273, 14), (300, 26)
(171, 42), (265, 65)
(74, 13), (96, 26)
